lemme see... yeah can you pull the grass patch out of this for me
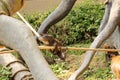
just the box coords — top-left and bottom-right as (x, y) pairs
(0, 65), (12, 80)
(50, 43), (115, 80)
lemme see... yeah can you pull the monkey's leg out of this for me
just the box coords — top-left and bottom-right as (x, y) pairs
(98, 0), (111, 34)
(0, 15), (58, 80)
(69, 0), (120, 79)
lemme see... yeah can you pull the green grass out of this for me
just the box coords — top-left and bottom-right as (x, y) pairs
(50, 43), (115, 80)
(0, 43), (115, 80)
(0, 65), (12, 80)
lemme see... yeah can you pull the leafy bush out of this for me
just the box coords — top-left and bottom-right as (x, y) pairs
(0, 65), (12, 80)
(15, 11), (51, 31)
(49, 0), (104, 45)
(18, 0), (104, 45)
(50, 62), (68, 75)
(83, 67), (114, 80)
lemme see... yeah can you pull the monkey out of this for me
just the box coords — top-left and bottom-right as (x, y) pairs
(0, 0), (24, 15)
(38, 34), (67, 60)
(0, 0), (66, 61)
(103, 44), (120, 80)
(0, 0), (25, 62)
(111, 55), (120, 80)
(104, 0), (109, 5)
(0, 0), (66, 60)
(0, 45), (7, 51)
(103, 44), (118, 62)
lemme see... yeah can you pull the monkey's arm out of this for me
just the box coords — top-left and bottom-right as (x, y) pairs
(0, 0), (24, 16)
(37, 0), (77, 34)
(0, 15), (58, 80)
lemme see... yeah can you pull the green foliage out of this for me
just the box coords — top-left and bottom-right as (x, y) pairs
(50, 43), (115, 80)
(17, 0), (104, 45)
(68, 42), (91, 55)
(41, 50), (58, 59)
(50, 62), (68, 75)
(48, 0), (104, 45)
(83, 67), (114, 80)
(16, 11), (51, 30)
(0, 65), (12, 80)
(49, 43), (90, 77)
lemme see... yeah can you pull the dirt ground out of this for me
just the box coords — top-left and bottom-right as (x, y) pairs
(21, 0), (104, 13)
(21, 0), (83, 13)
(57, 53), (108, 80)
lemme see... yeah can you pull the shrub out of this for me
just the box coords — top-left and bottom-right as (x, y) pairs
(0, 66), (12, 80)
(19, 0), (104, 45)
(48, 0), (104, 45)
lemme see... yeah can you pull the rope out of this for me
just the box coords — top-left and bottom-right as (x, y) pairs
(14, 13), (120, 53)
(39, 46), (120, 52)
(0, 46), (120, 54)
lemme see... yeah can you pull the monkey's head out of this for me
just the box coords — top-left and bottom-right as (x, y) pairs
(103, 44), (119, 59)
(106, 52), (119, 60)
(38, 34), (55, 46)
(57, 50), (67, 61)
(38, 34), (67, 60)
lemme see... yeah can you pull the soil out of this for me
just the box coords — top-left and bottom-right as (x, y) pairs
(21, 0), (83, 13)
(56, 52), (108, 80)
(22, 0), (104, 13)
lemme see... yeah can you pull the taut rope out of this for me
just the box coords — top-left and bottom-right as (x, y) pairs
(0, 46), (120, 54)
(14, 12), (120, 54)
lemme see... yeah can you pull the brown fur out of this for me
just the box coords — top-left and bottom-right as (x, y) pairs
(0, 0), (24, 15)
(103, 44), (119, 61)
(104, 0), (109, 5)
(38, 34), (67, 60)
(111, 56), (120, 80)
(103, 44), (120, 80)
